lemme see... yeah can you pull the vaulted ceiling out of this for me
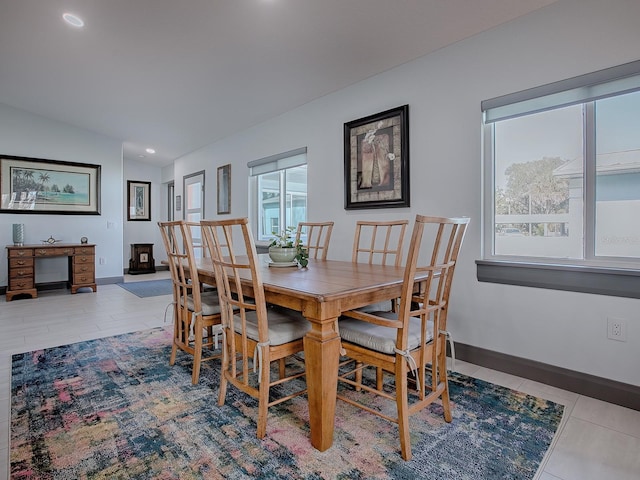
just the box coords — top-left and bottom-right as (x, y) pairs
(0, 0), (557, 166)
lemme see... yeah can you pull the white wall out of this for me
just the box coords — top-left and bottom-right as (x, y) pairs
(123, 159), (167, 268)
(174, 0), (640, 386)
(0, 103), (124, 283)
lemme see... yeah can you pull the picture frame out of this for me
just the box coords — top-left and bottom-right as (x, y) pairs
(344, 105), (409, 209)
(0, 154), (101, 215)
(127, 180), (151, 221)
(217, 164), (231, 214)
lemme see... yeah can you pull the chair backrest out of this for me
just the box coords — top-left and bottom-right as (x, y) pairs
(158, 220), (205, 308)
(201, 218), (270, 345)
(295, 221), (334, 260)
(185, 221), (208, 259)
(352, 220), (409, 266)
(396, 215), (469, 349)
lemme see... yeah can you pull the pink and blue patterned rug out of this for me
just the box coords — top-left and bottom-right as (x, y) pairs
(10, 327), (563, 479)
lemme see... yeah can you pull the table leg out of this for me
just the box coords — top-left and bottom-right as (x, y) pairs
(303, 318), (341, 451)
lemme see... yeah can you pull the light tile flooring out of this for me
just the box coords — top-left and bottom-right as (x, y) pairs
(1, 272), (639, 480)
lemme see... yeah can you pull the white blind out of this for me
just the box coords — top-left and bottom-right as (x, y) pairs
(482, 59), (640, 123)
(248, 147), (307, 176)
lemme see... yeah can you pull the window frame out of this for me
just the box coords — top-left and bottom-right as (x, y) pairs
(248, 148), (307, 244)
(480, 60), (640, 298)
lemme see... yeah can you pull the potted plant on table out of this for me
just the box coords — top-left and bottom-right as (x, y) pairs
(269, 227), (309, 267)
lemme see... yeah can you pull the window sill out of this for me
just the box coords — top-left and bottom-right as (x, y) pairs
(476, 260), (640, 299)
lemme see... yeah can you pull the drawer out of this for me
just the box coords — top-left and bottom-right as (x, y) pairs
(35, 247), (72, 257)
(9, 248), (33, 258)
(74, 255), (95, 265)
(10, 257), (34, 268)
(9, 278), (34, 290)
(75, 246), (94, 255)
(73, 263), (95, 274)
(73, 272), (95, 285)
(9, 268), (33, 279)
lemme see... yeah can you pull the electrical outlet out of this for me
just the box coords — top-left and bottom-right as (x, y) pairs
(99, 257), (106, 265)
(607, 317), (627, 342)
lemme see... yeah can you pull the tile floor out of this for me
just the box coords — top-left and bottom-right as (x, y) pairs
(1, 272), (639, 480)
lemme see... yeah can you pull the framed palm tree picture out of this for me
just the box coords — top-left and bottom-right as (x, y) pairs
(0, 155), (101, 214)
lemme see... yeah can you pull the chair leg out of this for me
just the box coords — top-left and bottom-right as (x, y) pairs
(169, 342), (178, 366)
(206, 325), (214, 350)
(218, 338), (229, 407)
(438, 337), (453, 423)
(355, 361), (363, 391)
(278, 358), (286, 379)
(376, 367), (384, 390)
(256, 351), (271, 439)
(395, 359), (412, 461)
(191, 316), (202, 384)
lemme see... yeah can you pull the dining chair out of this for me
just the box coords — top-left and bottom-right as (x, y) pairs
(201, 217), (310, 439)
(185, 221), (208, 259)
(295, 221), (334, 260)
(352, 219), (409, 312)
(158, 220), (223, 384)
(337, 214), (469, 460)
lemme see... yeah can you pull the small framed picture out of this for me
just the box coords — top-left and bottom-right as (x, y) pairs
(217, 164), (231, 214)
(127, 180), (151, 221)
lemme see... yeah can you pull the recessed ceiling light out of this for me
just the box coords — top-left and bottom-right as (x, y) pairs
(138, 155), (146, 158)
(145, 148), (156, 154)
(62, 13), (84, 28)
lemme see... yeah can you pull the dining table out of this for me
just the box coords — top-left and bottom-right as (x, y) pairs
(194, 254), (412, 452)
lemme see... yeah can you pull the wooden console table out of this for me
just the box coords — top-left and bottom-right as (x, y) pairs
(128, 243), (156, 275)
(6, 243), (97, 301)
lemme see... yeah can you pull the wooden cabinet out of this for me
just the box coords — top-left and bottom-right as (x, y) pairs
(6, 244), (97, 301)
(129, 243), (156, 275)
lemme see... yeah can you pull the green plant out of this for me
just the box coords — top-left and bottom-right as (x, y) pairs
(269, 227), (309, 267)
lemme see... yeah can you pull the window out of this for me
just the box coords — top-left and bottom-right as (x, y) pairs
(249, 148), (307, 242)
(480, 60), (640, 298)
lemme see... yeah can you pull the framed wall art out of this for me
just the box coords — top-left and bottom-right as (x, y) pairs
(217, 164), (231, 214)
(344, 105), (409, 209)
(127, 180), (151, 221)
(0, 154), (101, 214)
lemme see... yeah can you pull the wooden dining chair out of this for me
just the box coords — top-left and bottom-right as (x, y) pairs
(337, 215), (469, 460)
(158, 220), (223, 384)
(201, 217), (310, 439)
(352, 219), (408, 312)
(295, 221), (334, 260)
(185, 221), (208, 259)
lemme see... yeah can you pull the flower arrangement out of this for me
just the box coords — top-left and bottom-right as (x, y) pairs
(269, 226), (309, 267)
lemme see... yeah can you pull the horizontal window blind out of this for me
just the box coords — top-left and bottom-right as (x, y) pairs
(248, 147), (307, 176)
(483, 59), (640, 123)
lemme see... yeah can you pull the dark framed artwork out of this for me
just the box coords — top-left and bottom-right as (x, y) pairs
(217, 164), (231, 215)
(0, 154), (101, 214)
(344, 105), (409, 209)
(127, 180), (151, 221)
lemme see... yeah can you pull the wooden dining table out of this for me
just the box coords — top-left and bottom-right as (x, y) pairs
(194, 254), (410, 452)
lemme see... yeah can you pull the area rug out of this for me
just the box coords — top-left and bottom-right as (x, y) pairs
(116, 279), (173, 298)
(10, 328), (564, 479)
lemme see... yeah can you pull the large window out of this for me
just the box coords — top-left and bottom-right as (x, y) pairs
(249, 148), (307, 242)
(480, 61), (640, 297)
